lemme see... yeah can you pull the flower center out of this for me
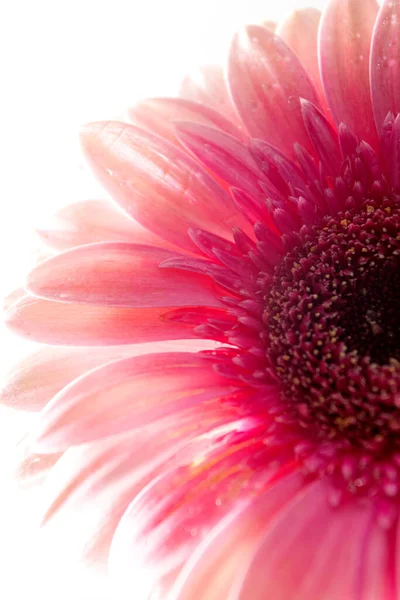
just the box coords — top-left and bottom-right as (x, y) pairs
(264, 197), (400, 449)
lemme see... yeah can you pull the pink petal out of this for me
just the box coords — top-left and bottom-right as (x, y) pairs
(80, 121), (246, 253)
(5, 295), (201, 346)
(31, 352), (239, 452)
(371, 0), (400, 132)
(128, 97), (243, 147)
(169, 471), (308, 600)
(26, 243), (223, 308)
(277, 9), (326, 109)
(109, 432), (295, 600)
(179, 64), (240, 126)
(227, 25), (320, 158)
(175, 122), (266, 201)
(319, 0), (379, 148)
(36, 199), (173, 252)
(237, 482), (374, 600)
(0, 340), (210, 411)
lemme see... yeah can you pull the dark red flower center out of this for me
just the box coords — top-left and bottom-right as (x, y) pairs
(265, 196), (400, 451)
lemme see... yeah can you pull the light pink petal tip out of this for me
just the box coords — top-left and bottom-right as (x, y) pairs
(227, 24), (320, 158)
(371, 0), (400, 131)
(319, 0), (379, 148)
(180, 64), (240, 126)
(128, 97), (244, 147)
(36, 199), (173, 252)
(80, 121), (246, 253)
(277, 8), (326, 108)
(26, 242), (223, 308)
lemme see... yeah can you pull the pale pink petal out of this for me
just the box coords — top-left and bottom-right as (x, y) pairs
(38, 407), (240, 566)
(319, 0), (379, 148)
(180, 64), (240, 125)
(0, 341), (209, 411)
(31, 352), (239, 452)
(109, 432), (294, 600)
(128, 97), (244, 147)
(36, 199), (173, 252)
(237, 482), (374, 599)
(227, 25), (320, 158)
(277, 9), (326, 109)
(80, 122), (247, 253)
(26, 243), (223, 308)
(169, 471), (308, 600)
(5, 295), (201, 346)
(371, 0), (400, 132)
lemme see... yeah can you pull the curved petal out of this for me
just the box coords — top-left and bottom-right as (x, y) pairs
(5, 295), (202, 346)
(26, 243), (223, 308)
(179, 64), (240, 125)
(237, 483), (374, 600)
(109, 431), (296, 600)
(319, 0), (379, 148)
(128, 97), (243, 146)
(80, 121), (246, 253)
(36, 199), (173, 252)
(370, 0), (400, 132)
(31, 352), (240, 452)
(277, 8), (326, 108)
(227, 25), (320, 158)
(0, 340), (212, 411)
(169, 471), (309, 600)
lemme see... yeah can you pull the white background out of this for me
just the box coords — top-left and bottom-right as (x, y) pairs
(1, 1), (327, 598)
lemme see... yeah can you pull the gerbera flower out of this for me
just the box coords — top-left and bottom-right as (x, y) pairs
(4, 0), (400, 597)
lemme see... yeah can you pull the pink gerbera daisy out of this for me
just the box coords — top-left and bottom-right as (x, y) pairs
(4, 0), (400, 597)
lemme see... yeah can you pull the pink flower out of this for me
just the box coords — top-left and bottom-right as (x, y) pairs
(4, 0), (400, 597)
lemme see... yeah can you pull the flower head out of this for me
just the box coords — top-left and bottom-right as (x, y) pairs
(4, 0), (400, 598)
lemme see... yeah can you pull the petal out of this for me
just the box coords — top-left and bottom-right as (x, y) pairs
(175, 122), (266, 201)
(169, 471), (308, 600)
(31, 352), (239, 452)
(36, 199), (172, 252)
(371, 0), (400, 132)
(109, 430), (295, 600)
(38, 405), (238, 567)
(5, 295), (201, 346)
(237, 483), (374, 600)
(227, 25), (320, 158)
(277, 9), (326, 108)
(319, 0), (379, 148)
(179, 64), (240, 125)
(128, 97), (243, 147)
(80, 121), (245, 253)
(0, 340), (211, 411)
(26, 243), (223, 308)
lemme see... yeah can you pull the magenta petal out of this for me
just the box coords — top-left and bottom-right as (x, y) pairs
(31, 352), (237, 452)
(26, 242), (223, 308)
(36, 199), (173, 252)
(80, 121), (246, 253)
(227, 25), (320, 158)
(300, 99), (341, 174)
(319, 0), (378, 148)
(371, 0), (400, 132)
(128, 97), (244, 147)
(5, 295), (201, 346)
